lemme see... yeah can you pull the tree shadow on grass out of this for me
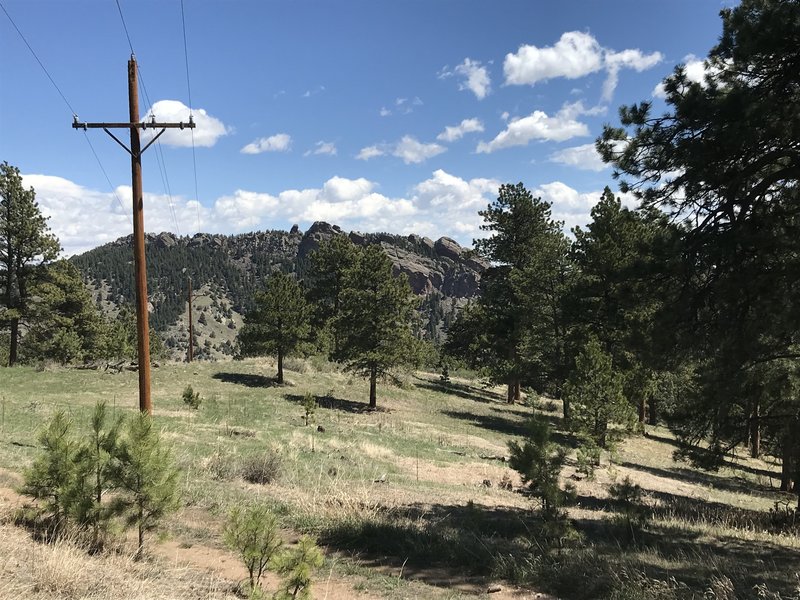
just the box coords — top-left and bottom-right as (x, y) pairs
(618, 460), (777, 498)
(414, 377), (502, 404)
(212, 372), (278, 388)
(441, 409), (529, 438)
(283, 393), (387, 414)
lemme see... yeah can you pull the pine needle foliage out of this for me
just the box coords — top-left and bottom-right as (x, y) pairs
(223, 504), (283, 592)
(273, 535), (324, 600)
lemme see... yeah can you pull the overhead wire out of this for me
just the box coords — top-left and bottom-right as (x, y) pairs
(113, 0), (183, 238)
(180, 0), (202, 234)
(0, 0), (131, 226)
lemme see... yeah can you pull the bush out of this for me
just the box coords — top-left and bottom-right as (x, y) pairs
(224, 504), (283, 593)
(181, 385), (202, 409)
(242, 450), (282, 485)
(273, 536), (324, 600)
(302, 393), (316, 426)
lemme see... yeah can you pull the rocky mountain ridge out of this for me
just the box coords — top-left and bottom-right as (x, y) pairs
(72, 222), (487, 358)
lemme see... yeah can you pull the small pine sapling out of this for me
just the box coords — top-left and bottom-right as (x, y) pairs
(608, 476), (649, 541)
(20, 410), (78, 539)
(508, 416), (568, 518)
(223, 504), (283, 594)
(71, 402), (124, 550)
(113, 412), (180, 558)
(301, 393), (316, 426)
(182, 384), (202, 409)
(273, 535), (324, 600)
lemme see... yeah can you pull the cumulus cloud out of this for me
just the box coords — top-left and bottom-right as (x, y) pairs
(304, 141), (337, 157)
(22, 174), (209, 256)
(356, 145), (385, 160)
(25, 169), (645, 254)
(393, 136), (446, 164)
(549, 143), (607, 171)
(440, 58), (491, 100)
(652, 54), (716, 98)
(241, 133), (292, 154)
(142, 100), (229, 147)
(503, 31), (662, 101)
(357, 137), (446, 164)
(379, 107), (391, 117)
(476, 101), (593, 153)
(437, 118), (484, 142)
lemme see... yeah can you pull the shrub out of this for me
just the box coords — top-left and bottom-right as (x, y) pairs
(181, 385), (202, 409)
(302, 393), (316, 426)
(608, 476), (649, 541)
(273, 536), (324, 600)
(242, 450), (282, 485)
(223, 504), (283, 593)
(508, 416), (568, 517)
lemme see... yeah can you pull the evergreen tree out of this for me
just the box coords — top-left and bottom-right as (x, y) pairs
(20, 411), (77, 538)
(599, 0), (800, 498)
(113, 412), (180, 558)
(238, 272), (310, 384)
(23, 260), (106, 364)
(334, 245), (416, 409)
(571, 188), (680, 425)
(0, 162), (61, 365)
(273, 536), (324, 600)
(70, 402), (124, 549)
(473, 182), (571, 405)
(563, 338), (635, 450)
(508, 416), (568, 517)
(305, 235), (359, 354)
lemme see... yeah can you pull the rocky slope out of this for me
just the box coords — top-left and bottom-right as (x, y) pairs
(72, 222), (487, 359)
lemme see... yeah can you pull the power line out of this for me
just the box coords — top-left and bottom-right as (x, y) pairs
(0, 0), (77, 116)
(180, 0), (202, 234)
(113, 0), (135, 55)
(0, 0), (131, 228)
(112, 0), (183, 237)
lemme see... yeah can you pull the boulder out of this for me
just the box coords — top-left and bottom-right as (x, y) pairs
(434, 237), (464, 262)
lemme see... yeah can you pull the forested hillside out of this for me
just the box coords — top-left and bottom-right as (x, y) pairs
(70, 222), (486, 357)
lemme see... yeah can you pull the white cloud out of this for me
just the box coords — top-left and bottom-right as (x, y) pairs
(22, 174), (210, 256)
(549, 143), (607, 171)
(440, 58), (491, 100)
(437, 118), (484, 142)
(504, 32), (603, 86)
(392, 136), (446, 164)
(356, 145), (385, 160)
(476, 102), (591, 153)
(304, 141), (337, 157)
(379, 107), (391, 117)
(652, 55), (715, 98)
(503, 31), (662, 101)
(603, 48), (663, 101)
(142, 100), (229, 148)
(25, 170), (645, 254)
(241, 133), (292, 154)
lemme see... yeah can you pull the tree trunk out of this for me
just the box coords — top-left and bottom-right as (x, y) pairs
(514, 380), (521, 403)
(8, 318), (18, 366)
(369, 366), (377, 409)
(781, 437), (796, 492)
(638, 396), (646, 424)
(562, 396), (570, 425)
(749, 402), (760, 458)
(277, 349), (284, 384)
(648, 396), (657, 426)
(136, 507), (144, 560)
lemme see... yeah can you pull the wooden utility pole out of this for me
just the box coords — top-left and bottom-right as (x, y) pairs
(74, 54), (195, 414)
(187, 276), (193, 363)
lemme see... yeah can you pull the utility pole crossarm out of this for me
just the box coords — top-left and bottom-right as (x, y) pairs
(72, 119), (196, 129)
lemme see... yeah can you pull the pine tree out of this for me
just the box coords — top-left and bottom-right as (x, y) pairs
(273, 536), (324, 600)
(113, 412), (180, 558)
(223, 504), (283, 592)
(20, 411), (77, 538)
(70, 402), (124, 549)
(305, 235), (360, 354)
(238, 272), (310, 384)
(334, 245), (416, 409)
(564, 338), (635, 449)
(0, 161), (61, 365)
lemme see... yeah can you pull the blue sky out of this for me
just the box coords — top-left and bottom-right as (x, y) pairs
(1, 0), (730, 255)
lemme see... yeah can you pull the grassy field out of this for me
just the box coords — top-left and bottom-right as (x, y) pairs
(0, 358), (798, 599)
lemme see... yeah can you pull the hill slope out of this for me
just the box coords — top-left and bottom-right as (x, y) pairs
(71, 222), (487, 359)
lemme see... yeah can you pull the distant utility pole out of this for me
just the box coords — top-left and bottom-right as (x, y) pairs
(74, 54), (195, 414)
(187, 276), (194, 363)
